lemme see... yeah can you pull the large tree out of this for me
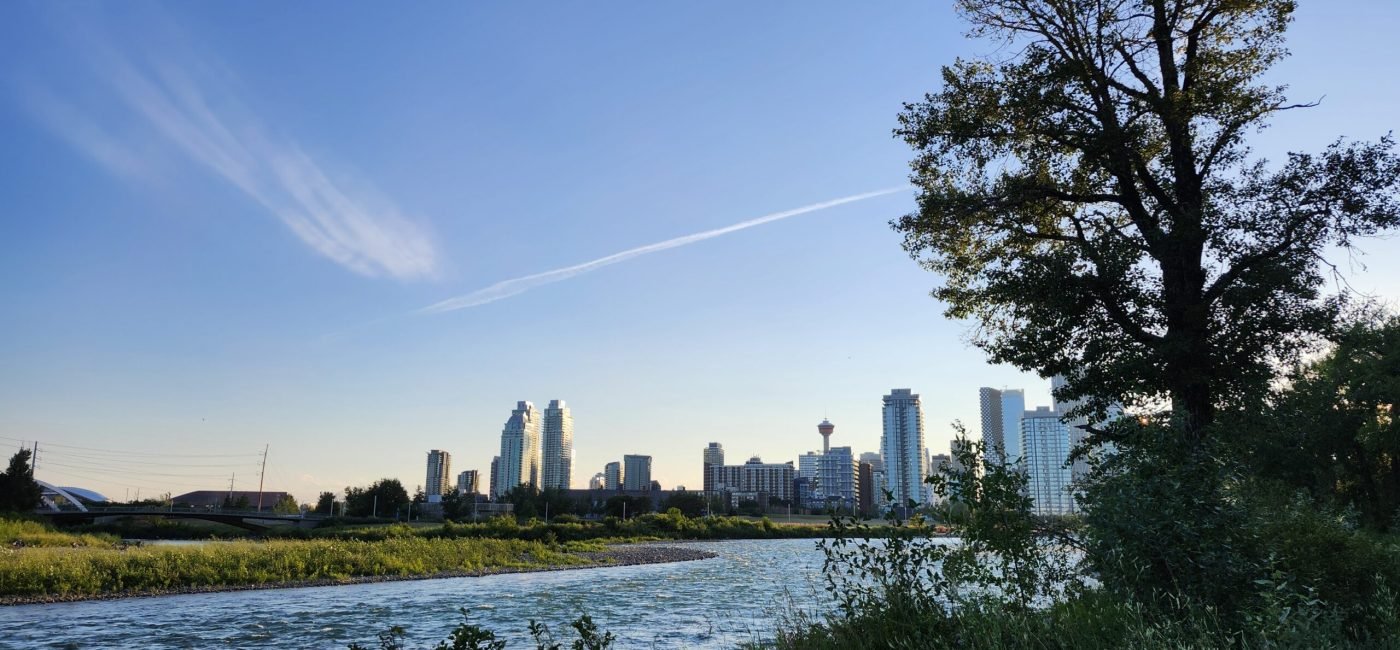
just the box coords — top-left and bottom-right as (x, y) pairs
(895, 0), (1400, 441)
(0, 448), (42, 512)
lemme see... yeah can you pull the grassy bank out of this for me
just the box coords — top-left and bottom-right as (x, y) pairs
(0, 518), (603, 601)
(0, 517), (119, 548)
(288, 511), (868, 544)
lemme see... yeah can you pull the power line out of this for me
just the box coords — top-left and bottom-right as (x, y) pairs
(0, 435), (261, 458)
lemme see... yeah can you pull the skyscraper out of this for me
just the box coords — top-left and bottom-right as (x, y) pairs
(425, 450), (451, 502)
(1001, 389), (1026, 462)
(541, 400), (574, 490)
(703, 443), (724, 493)
(1021, 406), (1074, 514)
(604, 461), (622, 490)
(979, 387), (1005, 464)
(623, 454), (652, 491)
(489, 456), (501, 499)
(881, 388), (928, 510)
(498, 401), (541, 492)
(1051, 373), (1124, 482)
(456, 469), (479, 495)
(589, 472), (605, 490)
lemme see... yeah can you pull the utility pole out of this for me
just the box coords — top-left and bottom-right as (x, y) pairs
(227, 473), (235, 510)
(373, 494), (379, 518)
(30, 441), (38, 475)
(256, 444), (269, 512)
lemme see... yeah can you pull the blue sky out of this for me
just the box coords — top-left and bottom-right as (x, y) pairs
(2, 2), (1398, 503)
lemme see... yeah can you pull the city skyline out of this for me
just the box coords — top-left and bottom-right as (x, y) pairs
(4, 3), (1398, 503)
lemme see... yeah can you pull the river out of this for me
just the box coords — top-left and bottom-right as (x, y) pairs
(0, 539), (848, 649)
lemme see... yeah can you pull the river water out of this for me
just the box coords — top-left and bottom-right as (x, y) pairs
(0, 539), (848, 649)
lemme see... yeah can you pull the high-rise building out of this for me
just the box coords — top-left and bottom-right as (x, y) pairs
(541, 400), (574, 490)
(858, 462), (875, 516)
(881, 388), (929, 510)
(818, 419), (835, 454)
(489, 456), (501, 499)
(1001, 389), (1026, 462)
(979, 387), (1005, 463)
(707, 456), (796, 503)
(858, 451), (883, 473)
(604, 462), (622, 490)
(1021, 406), (1074, 515)
(798, 451), (822, 480)
(703, 443), (724, 493)
(927, 452), (952, 504)
(623, 455), (652, 491)
(498, 401), (542, 492)
(456, 469), (480, 495)
(1051, 374), (1124, 482)
(425, 450), (452, 502)
(818, 446), (860, 512)
(589, 472), (606, 490)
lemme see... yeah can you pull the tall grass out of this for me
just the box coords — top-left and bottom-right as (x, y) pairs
(0, 517), (118, 548)
(0, 536), (585, 599)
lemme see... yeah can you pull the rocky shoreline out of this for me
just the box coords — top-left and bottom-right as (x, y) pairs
(0, 544), (717, 606)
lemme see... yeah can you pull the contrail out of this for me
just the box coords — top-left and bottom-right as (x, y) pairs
(419, 186), (909, 314)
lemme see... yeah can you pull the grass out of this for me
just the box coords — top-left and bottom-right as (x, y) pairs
(0, 517), (119, 548)
(0, 534), (589, 600)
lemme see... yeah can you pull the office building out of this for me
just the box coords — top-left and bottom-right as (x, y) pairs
(604, 462), (622, 491)
(425, 450), (451, 503)
(881, 388), (929, 509)
(1021, 406), (1074, 515)
(456, 469), (479, 495)
(589, 472), (605, 490)
(498, 401), (542, 492)
(623, 455), (652, 491)
(542, 400), (574, 490)
(703, 443), (724, 493)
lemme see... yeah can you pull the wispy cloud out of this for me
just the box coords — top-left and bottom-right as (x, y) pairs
(22, 20), (439, 281)
(419, 187), (909, 314)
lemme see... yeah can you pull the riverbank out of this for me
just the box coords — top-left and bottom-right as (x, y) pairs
(0, 538), (715, 606)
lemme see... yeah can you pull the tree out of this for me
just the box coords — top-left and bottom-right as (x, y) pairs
(344, 479), (410, 518)
(272, 493), (300, 515)
(1247, 314), (1400, 530)
(0, 448), (42, 512)
(659, 491), (707, 517)
(894, 0), (1400, 442)
(315, 491), (336, 515)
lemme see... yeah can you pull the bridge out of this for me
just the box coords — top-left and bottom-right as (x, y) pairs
(34, 480), (324, 532)
(34, 507), (326, 533)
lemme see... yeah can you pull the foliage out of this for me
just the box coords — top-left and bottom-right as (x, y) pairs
(345, 478), (411, 518)
(601, 495), (650, 519)
(0, 517), (117, 548)
(1245, 314), (1400, 531)
(272, 493), (301, 515)
(348, 611), (612, 650)
(0, 449), (42, 513)
(893, 0), (1400, 438)
(502, 486), (579, 521)
(657, 491), (706, 517)
(316, 491), (337, 515)
(821, 433), (1080, 636)
(0, 534), (585, 600)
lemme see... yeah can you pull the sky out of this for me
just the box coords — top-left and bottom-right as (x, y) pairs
(2, 2), (1398, 504)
